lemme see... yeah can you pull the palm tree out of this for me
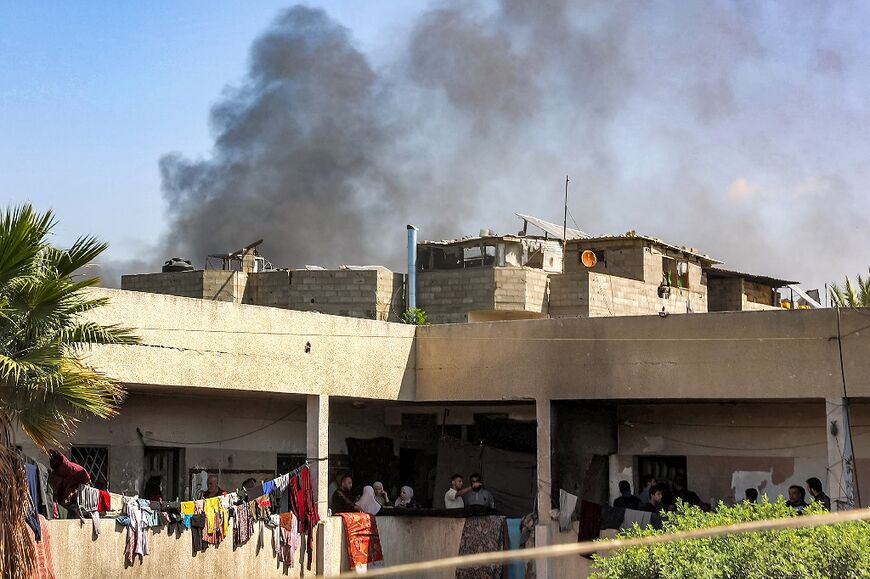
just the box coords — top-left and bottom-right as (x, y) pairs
(0, 204), (138, 578)
(831, 269), (870, 308)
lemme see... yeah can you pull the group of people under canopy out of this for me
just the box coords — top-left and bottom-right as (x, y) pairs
(614, 474), (832, 513)
(330, 472), (495, 515)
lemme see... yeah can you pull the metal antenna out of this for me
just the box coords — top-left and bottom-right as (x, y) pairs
(562, 175), (569, 273)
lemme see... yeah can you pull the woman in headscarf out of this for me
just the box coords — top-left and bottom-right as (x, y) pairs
(355, 485), (382, 515)
(394, 486), (418, 509)
(372, 481), (390, 506)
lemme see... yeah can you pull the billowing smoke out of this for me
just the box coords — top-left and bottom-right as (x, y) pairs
(115, 1), (868, 290)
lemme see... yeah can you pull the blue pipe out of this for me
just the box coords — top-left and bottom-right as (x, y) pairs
(407, 225), (418, 310)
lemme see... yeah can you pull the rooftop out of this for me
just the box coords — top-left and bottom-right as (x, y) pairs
(706, 267), (799, 288)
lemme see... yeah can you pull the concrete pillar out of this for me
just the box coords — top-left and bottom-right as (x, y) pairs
(825, 397), (856, 510)
(536, 398), (552, 578)
(306, 394), (330, 519)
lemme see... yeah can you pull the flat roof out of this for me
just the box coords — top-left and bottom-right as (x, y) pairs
(571, 232), (723, 264)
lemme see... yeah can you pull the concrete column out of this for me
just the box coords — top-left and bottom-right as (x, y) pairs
(536, 398), (553, 579)
(307, 394), (330, 519)
(825, 397), (856, 510)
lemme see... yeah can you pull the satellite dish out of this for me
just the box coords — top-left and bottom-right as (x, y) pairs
(581, 250), (598, 268)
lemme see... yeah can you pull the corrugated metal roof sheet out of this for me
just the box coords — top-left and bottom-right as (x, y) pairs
(516, 213), (589, 240)
(706, 267), (799, 287)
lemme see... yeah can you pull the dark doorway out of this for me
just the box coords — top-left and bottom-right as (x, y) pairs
(399, 448), (438, 508)
(636, 455), (687, 489)
(143, 447), (182, 501)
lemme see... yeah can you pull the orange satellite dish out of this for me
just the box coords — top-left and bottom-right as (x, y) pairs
(581, 250), (597, 268)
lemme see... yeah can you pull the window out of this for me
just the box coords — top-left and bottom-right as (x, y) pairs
(70, 446), (109, 490)
(662, 257), (690, 288)
(462, 244), (496, 268)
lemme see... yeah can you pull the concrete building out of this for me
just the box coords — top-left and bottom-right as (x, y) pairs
(120, 215), (801, 324)
(20, 286), (870, 578)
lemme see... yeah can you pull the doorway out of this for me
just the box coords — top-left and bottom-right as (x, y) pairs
(143, 447), (182, 501)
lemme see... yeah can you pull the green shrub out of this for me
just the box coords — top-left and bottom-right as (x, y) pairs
(591, 498), (870, 579)
(401, 307), (428, 325)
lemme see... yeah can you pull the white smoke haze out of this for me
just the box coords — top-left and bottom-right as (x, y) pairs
(105, 0), (869, 291)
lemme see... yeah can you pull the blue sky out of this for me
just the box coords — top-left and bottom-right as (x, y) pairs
(2, 1), (868, 291)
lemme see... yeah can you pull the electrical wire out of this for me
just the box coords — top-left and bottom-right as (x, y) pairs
(128, 326), (831, 342)
(136, 406), (303, 445)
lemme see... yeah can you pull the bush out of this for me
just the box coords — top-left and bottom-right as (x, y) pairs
(401, 307), (428, 325)
(591, 498), (870, 579)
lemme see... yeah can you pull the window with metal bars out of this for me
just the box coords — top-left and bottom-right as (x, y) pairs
(70, 446), (109, 490)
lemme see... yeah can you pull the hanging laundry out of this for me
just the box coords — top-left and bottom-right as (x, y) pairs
(190, 513), (207, 554)
(339, 512), (384, 573)
(48, 450), (90, 506)
(232, 501), (255, 549)
(97, 490), (111, 513)
(25, 463), (42, 542)
(275, 473), (290, 493)
(456, 515), (508, 579)
(107, 492), (124, 517)
(25, 515), (56, 579)
(77, 484), (101, 535)
(124, 498), (149, 564)
(262, 479), (276, 496)
(278, 511), (302, 566)
(180, 501), (195, 516)
(558, 489), (579, 532)
(35, 462), (55, 520)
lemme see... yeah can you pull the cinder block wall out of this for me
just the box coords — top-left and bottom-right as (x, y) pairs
(549, 272), (592, 317)
(376, 271), (406, 322)
(588, 271), (707, 316)
(417, 268), (497, 324)
(121, 271), (206, 299)
(707, 277), (745, 312)
(241, 270), (286, 307)
(564, 239), (646, 281)
(202, 270), (244, 302)
(493, 267), (549, 312)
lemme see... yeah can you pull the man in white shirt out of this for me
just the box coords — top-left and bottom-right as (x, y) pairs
(445, 473), (471, 508)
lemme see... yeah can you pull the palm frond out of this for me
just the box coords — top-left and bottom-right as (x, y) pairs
(0, 205), (54, 288)
(50, 235), (110, 278)
(60, 321), (140, 347)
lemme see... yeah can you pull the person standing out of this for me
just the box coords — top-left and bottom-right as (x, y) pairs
(806, 478), (831, 510)
(638, 474), (656, 505)
(463, 473), (496, 510)
(445, 474), (472, 509)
